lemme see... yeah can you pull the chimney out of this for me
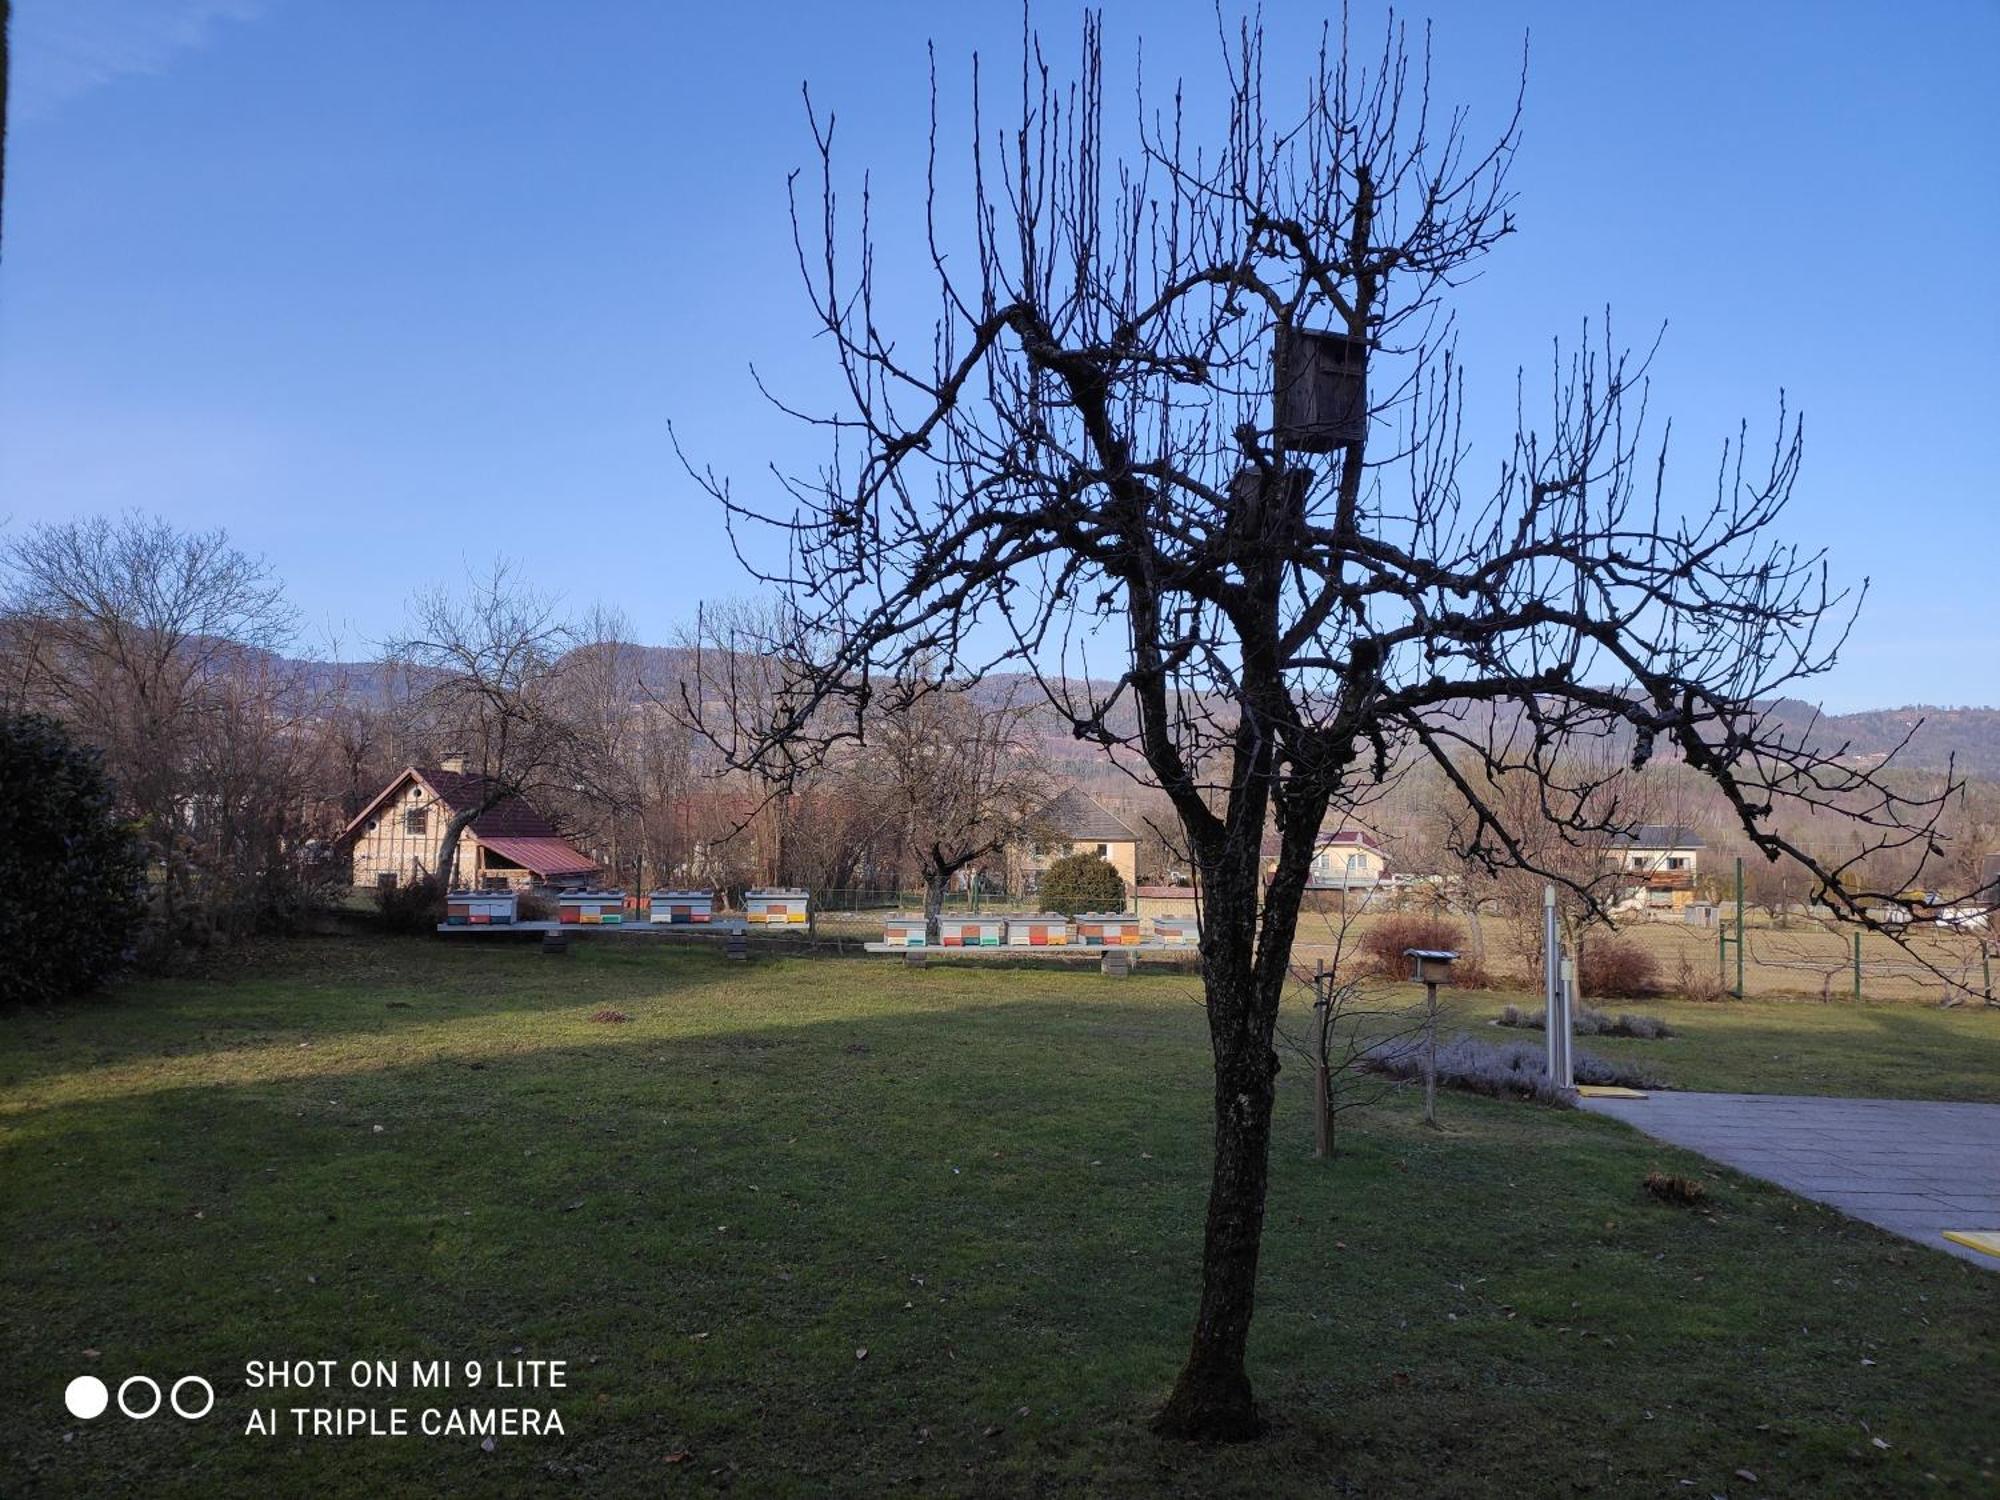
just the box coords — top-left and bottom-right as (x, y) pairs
(440, 751), (468, 774)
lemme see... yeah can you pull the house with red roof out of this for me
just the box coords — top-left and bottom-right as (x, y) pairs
(337, 757), (599, 891)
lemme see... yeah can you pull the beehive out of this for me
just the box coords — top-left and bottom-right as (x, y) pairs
(1004, 914), (1071, 947)
(558, 890), (626, 925)
(938, 915), (1006, 948)
(648, 890), (714, 924)
(1074, 912), (1143, 946)
(744, 888), (810, 925)
(1152, 915), (1200, 946)
(444, 889), (517, 926)
(882, 915), (928, 947)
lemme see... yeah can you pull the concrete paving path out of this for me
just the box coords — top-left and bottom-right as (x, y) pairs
(1578, 1090), (2000, 1269)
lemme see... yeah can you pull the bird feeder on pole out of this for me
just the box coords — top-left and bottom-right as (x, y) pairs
(1405, 948), (1458, 1128)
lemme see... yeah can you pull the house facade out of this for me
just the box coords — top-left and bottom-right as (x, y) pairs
(339, 762), (599, 891)
(1606, 824), (1705, 912)
(1260, 827), (1389, 889)
(1009, 788), (1141, 893)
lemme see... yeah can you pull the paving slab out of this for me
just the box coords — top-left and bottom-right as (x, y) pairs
(1577, 1090), (2000, 1269)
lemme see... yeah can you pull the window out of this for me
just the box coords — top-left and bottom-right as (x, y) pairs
(1096, 843), (1110, 859)
(404, 808), (428, 836)
(483, 876), (509, 892)
(1666, 857), (1686, 871)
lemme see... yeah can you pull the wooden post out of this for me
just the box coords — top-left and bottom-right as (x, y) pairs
(1312, 963), (1332, 1158)
(1734, 855), (1746, 999)
(1421, 979), (1440, 1128)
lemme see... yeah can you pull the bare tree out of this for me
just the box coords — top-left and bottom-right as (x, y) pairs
(678, 16), (1951, 1437)
(869, 679), (1046, 939)
(387, 562), (577, 887)
(0, 514), (333, 942)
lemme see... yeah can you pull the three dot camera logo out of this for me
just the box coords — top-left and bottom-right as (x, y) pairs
(65, 1372), (215, 1422)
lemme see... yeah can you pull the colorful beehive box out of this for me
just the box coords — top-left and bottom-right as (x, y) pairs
(444, 889), (517, 926)
(1152, 915), (1200, 946)
(744, 888), (811, 924)
(938, 915), (1007, 947)
(1005, 914), (1071, 947)
(882, 915), (928, 947)
(648, 889), (714, 924)
(1074, 912), (1143, 946)
(558, 889), (626, 925)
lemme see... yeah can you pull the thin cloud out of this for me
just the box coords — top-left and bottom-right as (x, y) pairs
(12, 0), (267, 121)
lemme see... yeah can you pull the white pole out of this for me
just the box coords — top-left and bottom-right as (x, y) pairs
(1558, 956), (1577, 1090)
(1543, 886), (1560, 1081)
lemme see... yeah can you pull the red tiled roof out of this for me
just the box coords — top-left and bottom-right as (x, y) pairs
(478, 836), (600, 877)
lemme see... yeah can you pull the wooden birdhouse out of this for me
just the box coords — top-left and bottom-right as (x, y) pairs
(1404, 947), (1459, 985)
(1273, 326), (1369, 451)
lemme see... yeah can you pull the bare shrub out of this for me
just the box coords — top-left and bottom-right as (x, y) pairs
(1579, 938), (1660, 999)
(1674, 954), (1726, 1004)
(516, 888), (557, 922)
(374, 875), (443, 935)
(1614, 1012), (1673, 1039)
(1362, 1034), (1663, 1102)
(1494, 1003), (1672, 1038)
(1643, 1170), (1708, 1207)
(1360, 915), (1486, 986)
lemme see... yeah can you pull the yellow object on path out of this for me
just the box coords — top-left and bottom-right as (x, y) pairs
(1941, 1230), (2000, 1259)
(1575, 1085), (1649, 1099)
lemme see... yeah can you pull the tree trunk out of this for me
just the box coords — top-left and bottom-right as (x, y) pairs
(1152, 828), (1292, 1441)
(1153, 957), (1278, 1440)
(1153, 782), (1329, 1442)
(922, 870), (947, 945)
(436, 808), (479, 889)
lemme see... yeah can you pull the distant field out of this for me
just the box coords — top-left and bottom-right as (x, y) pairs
(1283, 907), (1992, 1005)
(811, 901), (1992, 1004)
(3, 937), (1996, 1497)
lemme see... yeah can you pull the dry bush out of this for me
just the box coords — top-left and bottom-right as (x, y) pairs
(1495, 1003), (1673, 1039)
(1359, 914), (1486, 986)
(1643, 1170), (1708, 1207)
(374, 875), (444, 935)
(1579, 937), (1660, 999)
(589, 1008), (631, 1024)
(1361, 1034), (1663, 1102)
(1674, 954), (1726, 1004)
(516, 888), (557, 922)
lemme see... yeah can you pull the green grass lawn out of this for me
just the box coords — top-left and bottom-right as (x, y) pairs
(1467, 990), (2000, 1102)
(2, 937), (1996, 1497)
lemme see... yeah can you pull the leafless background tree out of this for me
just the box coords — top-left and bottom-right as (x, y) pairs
(2, 514), (344, 946)
(386, 561), (579, 887)
(676, 14), (1955, 1437)
(867, 677), (1047, 938)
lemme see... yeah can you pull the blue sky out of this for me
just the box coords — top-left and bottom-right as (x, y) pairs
(3, 0), (1995, 709)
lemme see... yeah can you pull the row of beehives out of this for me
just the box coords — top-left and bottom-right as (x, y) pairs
(441, 888), (811, 926)
(880, 913), (1199, 948)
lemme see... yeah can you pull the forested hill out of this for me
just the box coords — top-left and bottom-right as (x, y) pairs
(283, 648), (1998, 778)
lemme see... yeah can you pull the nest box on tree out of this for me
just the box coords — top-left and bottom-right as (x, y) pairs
(1273, 326), (1369, 451)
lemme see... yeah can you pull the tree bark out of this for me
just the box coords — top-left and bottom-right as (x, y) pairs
(436, 808), (479, 889)
(1154, 821), (1293, 1440)
(1153, 977), (1277, 1439)
(922, 868), (947, 946)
